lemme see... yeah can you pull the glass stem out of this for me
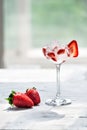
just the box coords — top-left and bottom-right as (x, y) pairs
(56, 64), (61, 99)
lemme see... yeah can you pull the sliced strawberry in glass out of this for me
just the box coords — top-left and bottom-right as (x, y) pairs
(52, 46), (58, 52)
(57, 49), (65, 55)
(67, 40), (78, 57)
(42, 47), (47, 56)
(51, 57), (57, 62)
(47, 52), (57, 61)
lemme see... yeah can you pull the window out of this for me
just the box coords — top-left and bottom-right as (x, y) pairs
(3, 0), (87, 68)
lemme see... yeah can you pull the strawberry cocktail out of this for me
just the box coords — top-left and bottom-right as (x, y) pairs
(42, 40), (79, 106)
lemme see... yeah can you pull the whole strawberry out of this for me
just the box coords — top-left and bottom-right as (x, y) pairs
(26, 87), (41, 105)
(6, 91), (34, 108)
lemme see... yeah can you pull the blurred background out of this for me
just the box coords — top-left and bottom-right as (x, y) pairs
(0, 0), (87, 68)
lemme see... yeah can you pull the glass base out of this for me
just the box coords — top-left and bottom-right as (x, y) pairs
(45, 98), (71, 106)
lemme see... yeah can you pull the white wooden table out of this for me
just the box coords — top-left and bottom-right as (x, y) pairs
(0, 65), (87, 130)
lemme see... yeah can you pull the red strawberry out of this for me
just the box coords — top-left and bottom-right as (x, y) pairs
(67, 40), (78, 57)
(52, 46), (58, 51)
(57, 49), (65, 55)
(6, 91), (34, 108)
(42, 48), (46, 56)
(47, 52), (57, 61)
(26, 87), (41, 105)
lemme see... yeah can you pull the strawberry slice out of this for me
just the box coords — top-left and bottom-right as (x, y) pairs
(57, 49), (65, 55)
(47, 52), (57, 61)
(42, 48), (46, 56)
(52, 46), (58, 52)
(67, 40), (78, 57)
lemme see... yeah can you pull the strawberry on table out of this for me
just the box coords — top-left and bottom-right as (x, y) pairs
(26, 87), (41, 106)
(6, 91), (34, 108)
(67, 40), (78, 57)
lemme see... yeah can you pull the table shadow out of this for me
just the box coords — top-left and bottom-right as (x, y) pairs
(4, 106), (32, 111)
(28, 110), (65, 122)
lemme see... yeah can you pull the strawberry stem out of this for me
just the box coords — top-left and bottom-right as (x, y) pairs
(6, 90), (16, 105)
(26, 87), (36, 93)
(33, 87), (36, 90)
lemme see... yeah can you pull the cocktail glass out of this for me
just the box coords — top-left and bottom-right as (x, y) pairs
(42, 40), (79, 106)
